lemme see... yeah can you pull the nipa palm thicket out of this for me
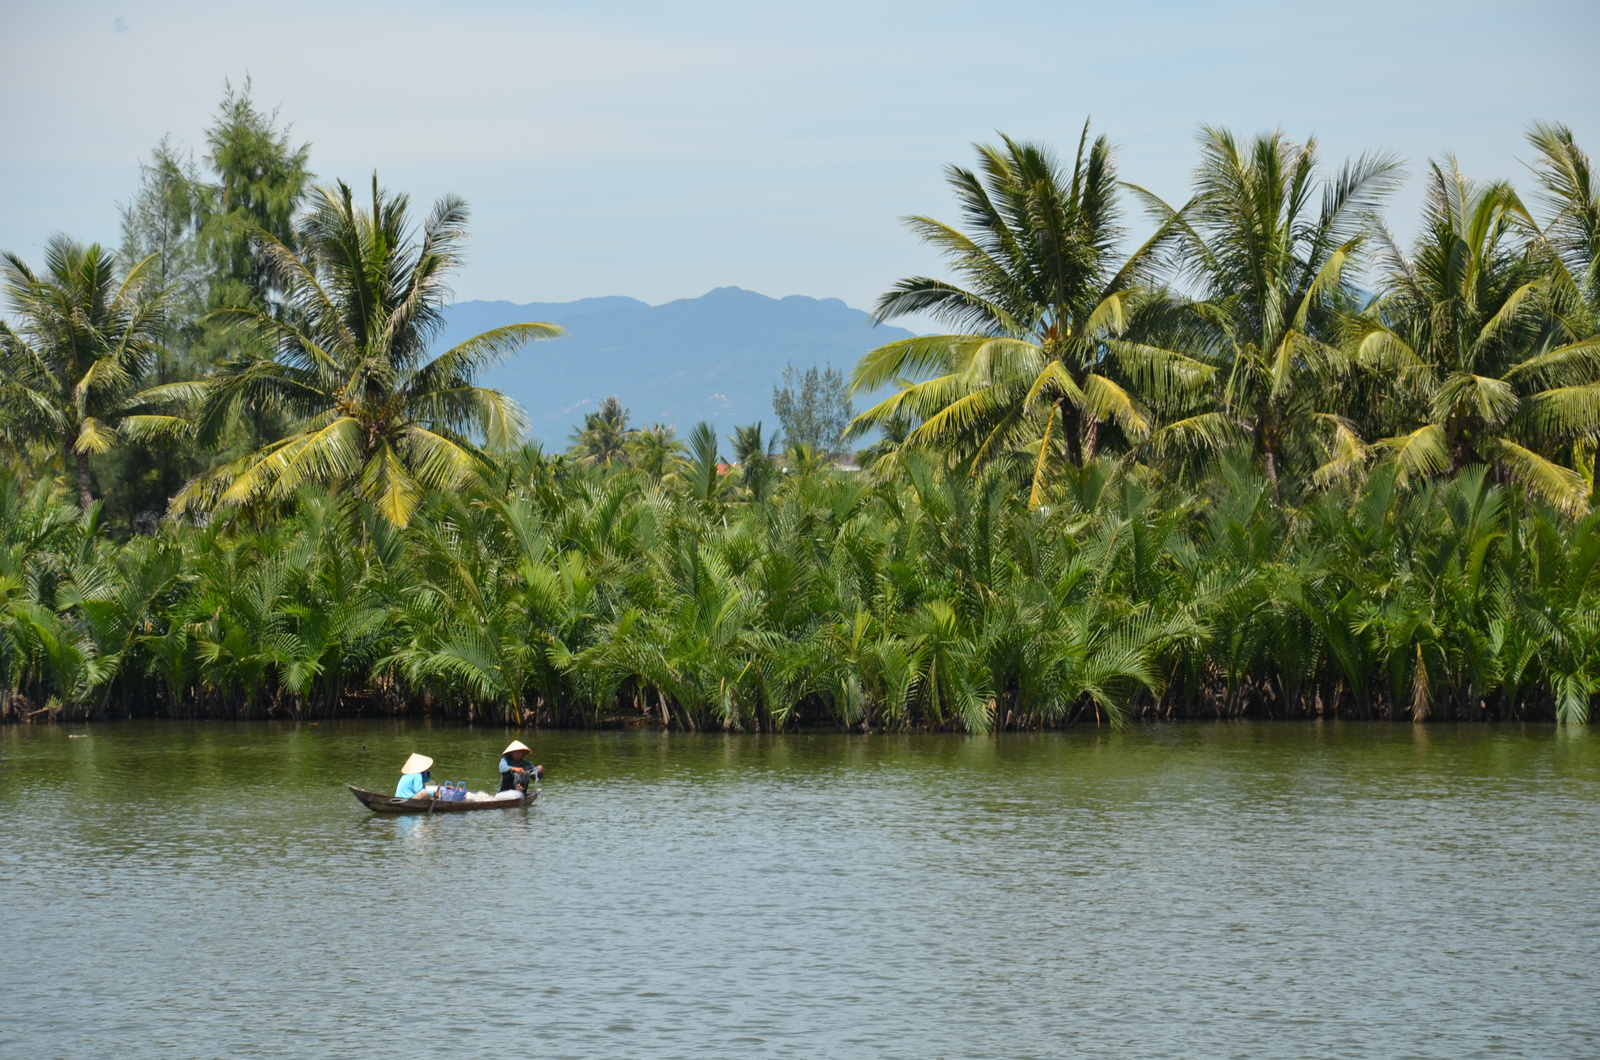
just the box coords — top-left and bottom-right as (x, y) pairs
(2, 447), (1600, 726)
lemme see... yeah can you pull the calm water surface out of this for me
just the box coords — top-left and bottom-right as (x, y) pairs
(2, 721), (1596, 1058)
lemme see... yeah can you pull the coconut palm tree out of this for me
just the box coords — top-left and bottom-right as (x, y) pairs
(1353, 159), (1600, 509)
(568, 396), (635, 468)
(1138, 127), (1403, 487)
(626, 422), (684, 483)
(1528, 122), (1600, 320)
(176, 177), (563, 527)
(849, 127), (1212, 505)
(0, 237), (186, 509)
(729, 422), (779, 503)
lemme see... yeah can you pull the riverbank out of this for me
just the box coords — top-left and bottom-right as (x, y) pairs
(0, 693), (1569, 727)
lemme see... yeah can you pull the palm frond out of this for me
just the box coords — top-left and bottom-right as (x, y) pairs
(1376, 425), (1450, 484)
(1490, 438), (1588, 512)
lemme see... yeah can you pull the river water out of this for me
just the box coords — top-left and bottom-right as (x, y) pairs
(2, 721), (1596, 1058)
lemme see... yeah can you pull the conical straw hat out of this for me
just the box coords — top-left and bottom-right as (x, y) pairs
(502, 740), (531, 757)
(401, 752), (433, 774)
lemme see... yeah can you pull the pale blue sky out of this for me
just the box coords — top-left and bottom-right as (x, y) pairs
(3, 0), (1597, 313)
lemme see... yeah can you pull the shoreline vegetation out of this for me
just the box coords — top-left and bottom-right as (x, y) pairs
(3, 87), (1600, 730)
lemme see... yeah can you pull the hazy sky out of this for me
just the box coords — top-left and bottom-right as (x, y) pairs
(3, 0), (1597, 313)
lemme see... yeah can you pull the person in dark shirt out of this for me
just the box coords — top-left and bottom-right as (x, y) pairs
(498, 740), (541, 793)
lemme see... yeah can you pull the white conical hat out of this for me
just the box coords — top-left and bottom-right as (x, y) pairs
(502, 740), (531, 756)
(401, 752), (433, 774)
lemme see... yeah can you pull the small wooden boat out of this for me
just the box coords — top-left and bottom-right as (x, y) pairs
(348, 785), (538, 814)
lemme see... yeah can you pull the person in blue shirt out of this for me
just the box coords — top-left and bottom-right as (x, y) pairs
(395, 753), (435, 799)
(498, 741), (540, 793)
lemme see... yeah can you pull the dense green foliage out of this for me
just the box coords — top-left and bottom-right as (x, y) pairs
(858, 123), (1600, 512)
(3, 89), (1599, 726)
(174, 177), (561, 527)
(0, 238), (185, 511)
(1, 456), (1597, 726)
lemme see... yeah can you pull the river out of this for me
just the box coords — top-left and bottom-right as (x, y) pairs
(2, 721), (1596, 1058)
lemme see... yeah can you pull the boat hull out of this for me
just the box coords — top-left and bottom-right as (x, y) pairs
(348, 784), (538, 814)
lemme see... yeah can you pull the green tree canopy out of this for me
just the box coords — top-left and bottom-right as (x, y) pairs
(773, 361), (853, 456)
(197, 79), (313, 313)
(177, 177), (563, 527)
(1141, 127), (1402, 488)
(569, 396), (636, 468)
(1353, 159), (1600, 509)
(849, 127), (1211, 504)
(1528, 122), (1600, 321)
(0, 238), (185, 509)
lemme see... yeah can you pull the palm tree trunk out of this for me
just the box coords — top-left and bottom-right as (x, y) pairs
(1251, 398), (1286, 486)
(62, 437), (94, 510)
(75, 451), (93, 510)
(1447, 416), (1469, 472)
(1082, 415), (1101, 462)
(1255, 410), (1280, 484)
(1062, 400), (1084, 467)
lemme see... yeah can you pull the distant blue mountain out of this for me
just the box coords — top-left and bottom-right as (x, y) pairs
(435, 287), (914, 444)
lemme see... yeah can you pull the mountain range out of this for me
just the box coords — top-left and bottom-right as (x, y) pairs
(435, 287), (915, 444)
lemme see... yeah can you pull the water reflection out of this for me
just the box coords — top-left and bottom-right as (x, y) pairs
(1, 721), (1596, 1059)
